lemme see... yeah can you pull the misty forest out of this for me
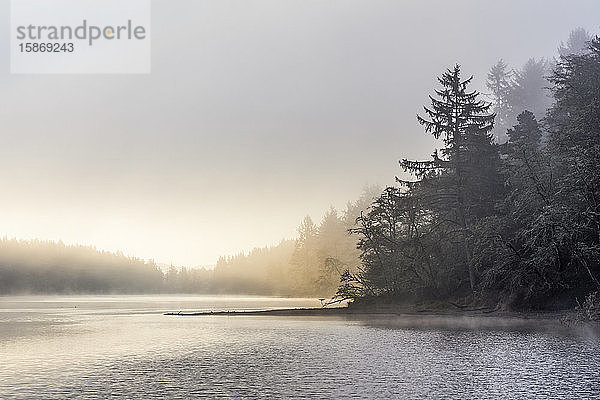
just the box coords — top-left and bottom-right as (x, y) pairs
(2, 29), (600, 314)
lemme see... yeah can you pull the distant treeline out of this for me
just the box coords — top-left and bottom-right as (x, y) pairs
(336, 30), (600, 310)
(0, 188), (377, 296)
(0, 239), (164, 294)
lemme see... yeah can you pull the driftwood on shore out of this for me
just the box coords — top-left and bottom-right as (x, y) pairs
(164, 307), (349, 317)
(163, 307), (600, 335)
(163, 306), (565, 320)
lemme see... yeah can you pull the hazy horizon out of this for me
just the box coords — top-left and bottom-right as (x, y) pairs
(1, 0), (599, 266)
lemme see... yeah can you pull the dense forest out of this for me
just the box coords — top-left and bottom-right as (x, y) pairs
(2, 29), (599, 314)
(336, 30), (600, 311)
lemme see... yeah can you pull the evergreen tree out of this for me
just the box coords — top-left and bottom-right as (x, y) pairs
(315, 207), (348, 292)
(400, 65), (502, 292)
(558, 27), (592, 57)
(508, 58), (552, 121)
(487, 59), (513, 143)
(506, 111), (542, 155)
(503, 110), (549, 209)
(290, 215), (321, 294)
(317, 207), (346, 261)
(342, 185), (381, 229)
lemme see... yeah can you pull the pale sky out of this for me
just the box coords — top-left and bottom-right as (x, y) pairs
(0, 0), (598, 266)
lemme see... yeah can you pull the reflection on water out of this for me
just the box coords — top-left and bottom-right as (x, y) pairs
(1, 295), (599, 399)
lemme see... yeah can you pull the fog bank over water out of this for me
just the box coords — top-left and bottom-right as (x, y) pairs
(0, 0), (598, 265)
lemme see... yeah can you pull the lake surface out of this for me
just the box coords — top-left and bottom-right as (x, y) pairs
(1, 295), (599, 399)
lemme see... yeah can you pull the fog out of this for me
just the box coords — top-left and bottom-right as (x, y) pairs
(0, 0), (598, 266)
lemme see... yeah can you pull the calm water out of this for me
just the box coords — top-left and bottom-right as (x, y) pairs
(1, 295), (599, 399)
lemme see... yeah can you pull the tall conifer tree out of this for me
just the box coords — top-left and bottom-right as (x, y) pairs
(400, 65), (502, 292)
(487, 59), (513, 143)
